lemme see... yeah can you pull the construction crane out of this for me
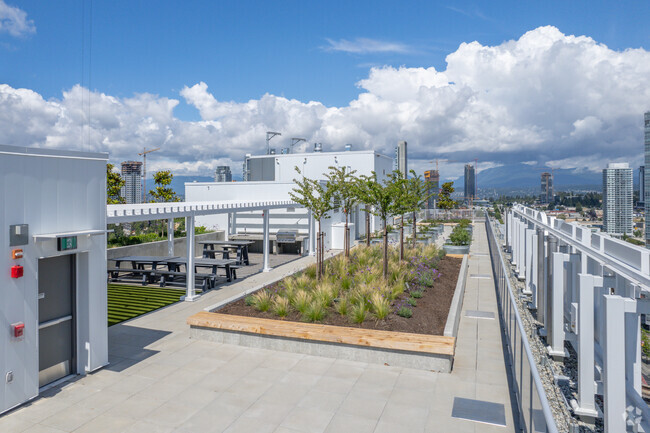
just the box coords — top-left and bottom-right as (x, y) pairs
(138, 147), (160, 202)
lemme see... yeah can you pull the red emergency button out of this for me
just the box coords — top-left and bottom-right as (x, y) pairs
(11, 322), (24, 338)
(11, 266), (23, 278)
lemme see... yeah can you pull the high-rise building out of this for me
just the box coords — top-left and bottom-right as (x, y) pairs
(424, 169), (440, 209)
(464, 164), (476, 200)
(120, 161), (142, 204)
(603, 162), (633, 236)
(394, 140), (407, 176)
(540, 172), (554, 204)
(639, 166), (645, 207)
(215, 166), (232, 182)
(645, 112), (650, 247)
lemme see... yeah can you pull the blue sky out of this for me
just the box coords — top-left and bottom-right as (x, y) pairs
(1, 0), (650, 181)
(5, 1), (649, 112)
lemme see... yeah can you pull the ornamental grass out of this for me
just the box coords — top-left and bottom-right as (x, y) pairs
(247, 244), (443, 324)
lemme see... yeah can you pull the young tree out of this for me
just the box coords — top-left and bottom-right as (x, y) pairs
(149, 170), (180, 237)
(437, 181), (457, 219)
(290, 168), (334, 279)
(404, 171), (432, 248)
(389, 170), (411, 261)
(325, 166), (358, 258)
(355, 172), (400, 279)
(106, 163), (125, 204)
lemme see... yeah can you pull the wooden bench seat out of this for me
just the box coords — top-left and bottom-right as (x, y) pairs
(187, 311), (455, 356)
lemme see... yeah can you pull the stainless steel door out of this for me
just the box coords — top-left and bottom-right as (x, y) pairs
(38, 255), (75, 387)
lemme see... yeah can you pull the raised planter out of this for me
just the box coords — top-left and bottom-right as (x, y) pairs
(443, 244), (470, 255)
(187, 254), (470, 373)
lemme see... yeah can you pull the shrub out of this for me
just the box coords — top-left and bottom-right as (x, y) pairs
(458, 219), (471, 228)
(245, 295), (255, 306)
(252, 291), (272, 312)
(370, 292), (390, 320)
(407, 297), (417, 307)
(304, 299), (326, 322)
(349, 302), (369, 324)
(410, 290), (423, 299)
(449, 225), (471, 246)
(272, 296), (290, 317)
(397, 306), (413, 318)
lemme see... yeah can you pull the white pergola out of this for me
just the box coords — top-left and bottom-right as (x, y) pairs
(107, 199), (311, 301)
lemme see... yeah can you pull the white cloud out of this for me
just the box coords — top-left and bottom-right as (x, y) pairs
(0, 0), (35, 37)
(1, 26), (649, 181)
(324, 37), (412, 54)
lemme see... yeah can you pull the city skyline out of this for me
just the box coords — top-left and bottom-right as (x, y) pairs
(1, 1), (650, 183)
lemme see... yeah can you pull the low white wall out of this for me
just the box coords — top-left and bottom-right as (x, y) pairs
(107, 231), (225, 261)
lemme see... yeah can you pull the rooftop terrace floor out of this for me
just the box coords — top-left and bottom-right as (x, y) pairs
(0, 224), (517, 433)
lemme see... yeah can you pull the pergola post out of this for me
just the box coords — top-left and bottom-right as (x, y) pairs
(183, 214), (199, 302)
(262, 208), (271, 272)
(308, 209), (315, 256)
(167, 219), (174, 256)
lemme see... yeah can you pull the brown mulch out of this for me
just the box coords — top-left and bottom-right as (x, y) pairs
(218, 255), (463, 336)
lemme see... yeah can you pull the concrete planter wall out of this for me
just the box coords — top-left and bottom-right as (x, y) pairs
(188, 254), (470, 373)
(443, 244), (470, 255)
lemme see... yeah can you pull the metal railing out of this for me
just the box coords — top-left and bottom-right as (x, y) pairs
(485, 216), (560, 433)
(507, 205), (650, 432)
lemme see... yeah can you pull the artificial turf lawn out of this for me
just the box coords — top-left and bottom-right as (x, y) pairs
(107, 284), (186, 326)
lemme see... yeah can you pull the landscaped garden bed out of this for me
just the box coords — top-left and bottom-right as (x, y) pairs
(188, 244), (467, 372)
(218, 245), (461, 335)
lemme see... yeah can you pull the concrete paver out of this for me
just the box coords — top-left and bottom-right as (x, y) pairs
(1, 225), (519, 432)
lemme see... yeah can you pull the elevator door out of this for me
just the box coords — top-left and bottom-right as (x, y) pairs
(38, 255), (75, 387)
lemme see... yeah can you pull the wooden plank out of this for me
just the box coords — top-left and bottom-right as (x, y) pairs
(446, 254), (465, 259)
(187, 311), (455, 356)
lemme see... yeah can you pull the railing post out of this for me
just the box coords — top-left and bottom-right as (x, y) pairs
(537, 228), (546, 324)
(571, 274), (599, 421)
(548, 251), (568, 359)
(524, 228), (535, 296)
(544, 235), (558, 338)
(518, 221), (526, 280)
(603, 294), (628, 433)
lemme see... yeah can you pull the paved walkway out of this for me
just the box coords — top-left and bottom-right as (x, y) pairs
(0, 225), (517, 433)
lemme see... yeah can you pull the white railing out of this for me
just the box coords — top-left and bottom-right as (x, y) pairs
(486, 216), (560, 433)
(507, 205), (650, 433)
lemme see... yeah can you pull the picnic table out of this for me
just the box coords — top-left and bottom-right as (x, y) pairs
(199, 240), (253, 265)
(108, 255), (179, 285)
(163, 257), (238, 284)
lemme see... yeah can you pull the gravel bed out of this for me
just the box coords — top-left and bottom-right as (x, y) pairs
(491, 220), (600, 433)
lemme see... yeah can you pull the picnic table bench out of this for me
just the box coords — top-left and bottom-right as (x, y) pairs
(108, 256), (179, 285)
(199, 240), (253, 265)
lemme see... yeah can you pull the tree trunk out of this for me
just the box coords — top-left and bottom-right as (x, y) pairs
(365, 205), (371, 246)
(399, 215), (404, 261)
(345, 212), (349, 258)
(317, 221), (322, 280)
(412, 211), (417, 248)
(383, 219), (388, 279)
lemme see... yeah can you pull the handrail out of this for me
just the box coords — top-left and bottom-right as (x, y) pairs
(485, 216), (560, 433)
